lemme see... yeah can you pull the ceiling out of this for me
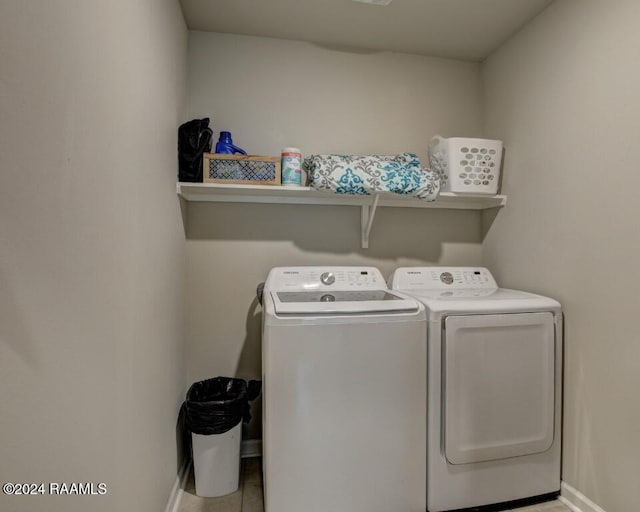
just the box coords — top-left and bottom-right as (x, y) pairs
(179, 0), (553, 62)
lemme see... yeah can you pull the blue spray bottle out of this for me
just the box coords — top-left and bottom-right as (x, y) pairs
(215, 131), (247, 155)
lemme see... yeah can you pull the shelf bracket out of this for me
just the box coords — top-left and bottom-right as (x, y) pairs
(361, 194), (380, 249)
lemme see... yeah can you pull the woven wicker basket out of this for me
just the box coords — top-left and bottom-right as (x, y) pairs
(203, 154), (281, 185)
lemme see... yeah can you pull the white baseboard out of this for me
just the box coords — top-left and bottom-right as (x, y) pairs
(241, 439), (262, 458)
(164, 459), (191, 512)
(560, 482), (607, 512)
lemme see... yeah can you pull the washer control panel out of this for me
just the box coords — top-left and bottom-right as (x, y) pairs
(390, 267), (498, 291)
(266, 267), (386, 291)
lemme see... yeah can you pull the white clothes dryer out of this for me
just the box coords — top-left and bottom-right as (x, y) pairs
(262, 267), (426, 512)
(389, 267), (562, 512)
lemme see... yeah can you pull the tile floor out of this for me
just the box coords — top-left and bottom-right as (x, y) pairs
(178, 457), (569, 512)
(509, 501), (570, 512)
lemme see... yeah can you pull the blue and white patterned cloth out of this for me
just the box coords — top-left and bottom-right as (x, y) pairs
(303, 153), (440, 201)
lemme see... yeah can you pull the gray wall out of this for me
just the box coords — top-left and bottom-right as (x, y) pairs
(186, 31), (486, 438)
(482, 1), (640, 510)
(0, 1), (187, 511)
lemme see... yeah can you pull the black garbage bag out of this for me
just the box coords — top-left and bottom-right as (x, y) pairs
(178, 118), (213, 182)
(183, 377), (261, 435)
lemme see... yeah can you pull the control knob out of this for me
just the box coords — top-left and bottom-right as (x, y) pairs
(320, 272), (335, 285)
(440, 272), (454, 285)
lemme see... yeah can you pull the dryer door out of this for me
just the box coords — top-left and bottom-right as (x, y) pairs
(443, 312), (555, 465)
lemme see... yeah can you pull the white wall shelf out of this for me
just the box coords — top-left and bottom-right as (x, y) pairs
(177, 182), (506, 248)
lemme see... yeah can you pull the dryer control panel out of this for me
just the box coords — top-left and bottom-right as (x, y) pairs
(265, 267), (386, 292)
(390, 267), (498, 291)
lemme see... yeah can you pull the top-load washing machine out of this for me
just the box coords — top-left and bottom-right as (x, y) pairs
(390, 267), (562, 512)
(262, 267), (426, 512)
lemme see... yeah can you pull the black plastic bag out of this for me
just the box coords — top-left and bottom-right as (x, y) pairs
(178, 118), (213, 182)
(183, 377), (261, 435)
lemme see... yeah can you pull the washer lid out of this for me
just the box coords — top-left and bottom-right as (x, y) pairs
(271, 290), (419, 315)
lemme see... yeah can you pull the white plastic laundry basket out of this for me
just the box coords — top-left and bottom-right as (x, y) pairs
(192, 422), (241, 497)
(429, 136), (503, 195)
